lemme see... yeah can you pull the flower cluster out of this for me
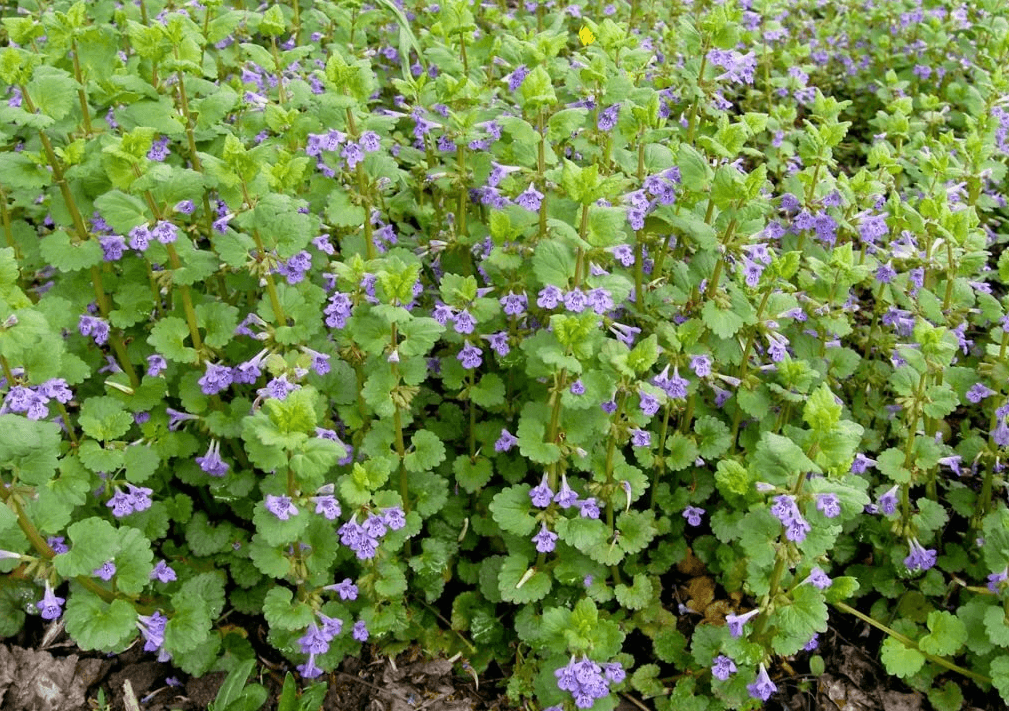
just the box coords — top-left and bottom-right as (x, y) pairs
(0, 378), (73, 420)
(554, 656), (625, 709)
(296, 612), (345, 678)
(770, 494), (811, 543)
(338, 507), (407, 559)
(107, 483), (154, 517)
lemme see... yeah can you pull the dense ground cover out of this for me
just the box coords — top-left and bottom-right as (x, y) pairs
(2, 0), (1009, 708)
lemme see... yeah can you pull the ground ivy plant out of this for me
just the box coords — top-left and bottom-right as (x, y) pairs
(2, 0), (1009, 709)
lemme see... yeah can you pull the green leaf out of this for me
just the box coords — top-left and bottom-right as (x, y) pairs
(517, 402), (561, 464)
(64, 588), (136, 651)
(666, 433), (700, 471)
(877, 447), (912, 484)
(880, 636), (926, 679)
(404, 429), (446, 473)
(984, 606), (1009, 647)
(694, 416), (731, 458)
(453, 455), (493, 493)
(927, 681), (964, 711)
(701, 300), (744, 339)
(78, 396), (133, 441)
(991, 655), (1009, 704)
(252, 500), (310, 547)
(0, 414), (61, 485)
(263, 586), (315, 631)
(148, 316), (199, 364)
(771, 585), (828, 655)
(555, 516), (608, 551)
(533, 239), (576, 287)
(38, 230), (104, 272)
(185, 511), (233, 557)
(489, 485), (537, 537)
(923, 384), (959, 419)
(93, 191), (150, 233)
(919, 610), (966, 656)
(27, 66), (77, 120)
(470, 373), (506, 407)
(498, 554), (551, 604)
(53, 517), (117, 577)
(615, 574), (654, 610)
(248, 535), (291, 578)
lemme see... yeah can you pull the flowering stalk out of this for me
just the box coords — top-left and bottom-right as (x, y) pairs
(18, 87), (139, 387)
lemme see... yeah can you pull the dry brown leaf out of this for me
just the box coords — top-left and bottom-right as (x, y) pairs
(683, 576), (715, 612)
(676, 547), (706, 576)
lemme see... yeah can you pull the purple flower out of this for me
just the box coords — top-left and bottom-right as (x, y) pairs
(537, 285), (563, 309)
(578, 497), (600, 519)
(554, 476), (579, 508)
(878, 485), (899, 515)
(806, 567), (832, 589)
(47, 536), (68, 554)
(457, 344), (483, 369)
(128, 224), (151, 251)
(803, 633), (819, 651)
(508, 64), (529, 92)
(297, 653), (323, 679)
(483, 331), (510, 357)
(598, 104), (620, 131)
(166, 407), (199, 430)
(198, 363), (233, 396)
(495, 428), (518, 452)
(630, 428), (651, 447)
(515, 184), (543, 212)
(312, 494), (341, 520)
(327, 578), (359, 600)
(712, 655), (736, 681)
(99, 234), (127, 261)
(725, 608), (759, 637)
(500, 292), (528, 317)
(682, 506), (705, 527)
(265, 494), (298, 521)
(382, 506), (406, 531)
(690, 355), (712, 377)
(815, 493), (841, 518)
(174, 200), (195, 214)
(938, 455), (962, 475)
(78, 315), (110, 345)
(609, 322), (641, 346)
(107, 491), (132, 518)
(988, 567), (1009, 593)
(563, 289), (588, 313)
(37, 581), (65, 620)
(569, 379), (586, 395)
(150, 560), (177, 583)
(904, 539), (937, 572)
(638, 391), (660, 416)
(152, 220), (178, 244)
(352, 620), (369, 641)
(146, 354), (168, 377)
(299, 623), (331, 655)
(195, 439), (229, 477)
(967, 383), (996, 403)
(747, 663), (777, 701)
(653, 365), (689, 399)
(94, 560), (116, 581)
(532, 522), (558, 553)
(529, 474), (554, 507)
(851, 453), (876, 474)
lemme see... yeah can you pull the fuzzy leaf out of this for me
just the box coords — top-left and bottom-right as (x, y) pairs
(64, 589), (136, 651)
(404, 429), (446, 472)
(880, 637), (925, 679)
(263, 586), (315, 630)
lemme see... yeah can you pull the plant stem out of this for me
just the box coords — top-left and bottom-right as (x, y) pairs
(834, 601), (991, 685)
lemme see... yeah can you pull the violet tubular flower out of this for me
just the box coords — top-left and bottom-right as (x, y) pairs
(196, 439), (230, 477)
(712, 655), (736, 681)
(747, 663), (777, 701)
(36, 581), (65, 620)
(529, 474), (554, 508)
(265, 494), (298, 521)
(531, 522), (558, 553)
(725, 608), (759, 637)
